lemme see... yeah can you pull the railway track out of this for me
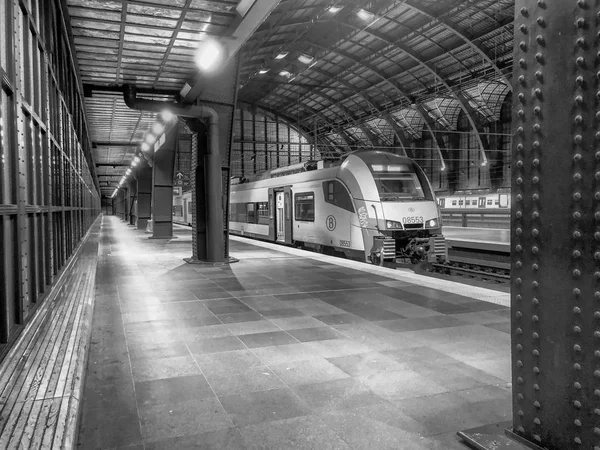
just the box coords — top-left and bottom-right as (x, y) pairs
(429, 261), (510, 283)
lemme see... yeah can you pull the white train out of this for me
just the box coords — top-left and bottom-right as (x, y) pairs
(437, 192), (510, 210)
(224, 150), (445, 264)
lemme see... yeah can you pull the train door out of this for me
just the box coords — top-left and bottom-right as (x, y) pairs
(268, 188), (275, 241)
(478, 196), (486, 208)
(276, 191), (285, 242)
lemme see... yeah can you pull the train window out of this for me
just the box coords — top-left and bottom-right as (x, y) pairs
(487, 200), (493, 205)
(452, 200), (457, 206)
(257, 202), (268, 217)
(322, 180), (354, 213)
(246, 203), (256, 223)
(458, 200), (463, 206)
(294, 192), (314, 221)
(372, 172), (426, 201)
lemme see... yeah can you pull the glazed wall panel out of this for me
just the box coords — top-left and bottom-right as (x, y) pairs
(0, 0), (100, 361)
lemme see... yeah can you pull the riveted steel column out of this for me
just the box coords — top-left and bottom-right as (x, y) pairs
(150, 128), (177, 239)
(135, 161), (152, 230)
(510, 1), (600, 449)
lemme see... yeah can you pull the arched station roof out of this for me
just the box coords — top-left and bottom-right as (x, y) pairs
(65, 0), (514, 196)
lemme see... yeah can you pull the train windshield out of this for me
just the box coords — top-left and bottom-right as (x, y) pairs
(370, 164), (430, 201)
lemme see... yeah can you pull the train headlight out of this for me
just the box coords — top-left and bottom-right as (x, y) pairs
(425, 218), (438, 228)
(386, 220), (402, 229)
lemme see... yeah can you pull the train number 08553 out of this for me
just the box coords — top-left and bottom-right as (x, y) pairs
(339, 240), (351, 248)
(402, 216), (423, 224)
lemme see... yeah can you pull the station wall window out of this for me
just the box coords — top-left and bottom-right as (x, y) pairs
(322, 180), (354, 212)
(294, 192), (314, 221)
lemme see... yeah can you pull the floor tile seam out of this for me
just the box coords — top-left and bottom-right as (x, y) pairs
(184, 343), (242, 446)
(236, 341), (383, 447)
(114, 264), (147, 449)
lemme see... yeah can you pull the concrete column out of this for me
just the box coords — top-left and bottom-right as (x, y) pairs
(150, 128), (177, 239)
(135, 161), (152, 230)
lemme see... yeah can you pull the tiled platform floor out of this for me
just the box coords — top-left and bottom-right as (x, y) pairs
(77, 216), (511, 450)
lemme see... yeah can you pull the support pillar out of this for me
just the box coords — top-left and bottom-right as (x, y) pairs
(459, 2), (600, 449)
(150, 128), (177, 239)
(128, 180), (137, 225)
(135, 161), (152, 230)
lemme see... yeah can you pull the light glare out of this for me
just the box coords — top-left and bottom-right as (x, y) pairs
(195, 40), (222, 71)
(161, 110), (174, 122)
(357, 8), (374, 21)
(152, 123), (164, 135)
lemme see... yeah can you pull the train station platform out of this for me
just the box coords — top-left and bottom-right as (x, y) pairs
(70, 216), (511, 449)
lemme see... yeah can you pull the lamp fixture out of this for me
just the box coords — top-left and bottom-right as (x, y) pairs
(298, 53), (314, 65)
(258, 68), (269, 74)
(195, 39), (225, 72)
(161, 110), (174, 122)
(275, 51), (288, 60)
(357, 8), (375, 21)
(141, 142), (150, 152)
(328, 5), (342, 13)
(152, 123), (164, 135)
(146, 133), (156, 145)
(279, 70), (292, 78)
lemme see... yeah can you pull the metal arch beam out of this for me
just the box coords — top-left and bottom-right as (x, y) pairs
(270, 87), (377, 148)
(279, 71), (405, 151)
(255, 92), (355, 148)
(402, 0), (510, 86)
(295, 68), (408, 152)
(273, 60), (408, 151)
(270, 83), (363, 130)
(307, 40), (410, 101)
(412, 105), (448, 179)
(359, 26), (486, 156)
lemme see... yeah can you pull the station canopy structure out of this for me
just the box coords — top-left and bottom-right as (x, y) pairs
(67, 0), (515, 197)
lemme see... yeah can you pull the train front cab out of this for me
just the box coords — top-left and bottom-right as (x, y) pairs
(337, 151), (445, 265)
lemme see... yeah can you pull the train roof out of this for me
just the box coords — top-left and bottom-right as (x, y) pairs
(230, 150), (415, 186)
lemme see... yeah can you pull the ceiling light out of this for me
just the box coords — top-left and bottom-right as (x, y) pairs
(275, 52), (288, 60)
(258, 68), (269, 74)
(152, 123), (164, 135)
(132, 160), (138, 167)
(126, 169), (132, 175)
(328, 5), (342, 13)
(357, 8), (375, 21)
(133, 156), (140, 163)
(279, 70), (291, 78)
(141, 142), (150, 152)
(298, 53), (314, 65)
(146, 133), (156, 144)
(195, 39), (225, 72)
(161, 110), (174, 122)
